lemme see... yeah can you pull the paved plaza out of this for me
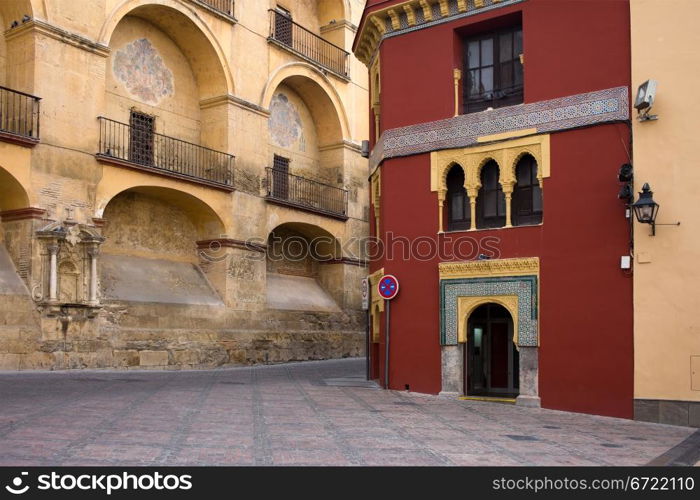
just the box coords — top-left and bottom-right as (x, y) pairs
(0, 358), (696, 467)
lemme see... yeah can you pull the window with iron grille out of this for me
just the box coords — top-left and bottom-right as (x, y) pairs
(272, 154), (290, 199)
(446, 165), (471, 231)
(129, 111), (155, 166)
(463, 26), (523, 114)
(512, 155), (543, 226)
(476, 161), (506, 229)
(274, 6), (293, 46)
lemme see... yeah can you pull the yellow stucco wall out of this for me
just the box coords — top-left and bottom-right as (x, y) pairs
(0, 0), (368, 243)
(631, 0), (700, 402)
(0, 0), (370, 370)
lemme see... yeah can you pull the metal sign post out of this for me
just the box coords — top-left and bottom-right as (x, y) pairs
(377, 275), (399, 390)
(361, 278), (369, 381)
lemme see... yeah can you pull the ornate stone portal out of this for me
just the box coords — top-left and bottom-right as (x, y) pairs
(438, 257), (540, 407)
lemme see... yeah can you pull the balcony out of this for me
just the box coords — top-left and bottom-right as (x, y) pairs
(0, 85), (41, 147)
(96, 117), (234, 191)
(266, 168), (348, 220)
(268, 10), (349, 79)
(190, 0), (235, 20)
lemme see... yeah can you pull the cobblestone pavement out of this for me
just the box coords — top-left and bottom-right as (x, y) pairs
(0, 358), (695, 466)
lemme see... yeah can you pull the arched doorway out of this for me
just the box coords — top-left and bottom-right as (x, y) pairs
(465, 303), (519, 397)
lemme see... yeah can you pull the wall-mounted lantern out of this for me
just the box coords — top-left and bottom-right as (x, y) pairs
(631, 183), (679, 236)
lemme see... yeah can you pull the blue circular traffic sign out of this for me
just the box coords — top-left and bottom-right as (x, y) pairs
(378, 274), (399, 300)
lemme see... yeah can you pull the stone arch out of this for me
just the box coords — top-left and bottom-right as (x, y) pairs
(100, 0), (233, 99)
(440, 160), (467, 191)
(474, 155), (501, 188)
(262, 62), (350, 144)
(267, 221), (342, 262)
(0, 166), (30, 212)
(99, 186), (226, 262)
(318, 0), (351, 24)
(511, 150), (542, 186)
(94, 169), (233, 235)
(459, 297), (519, 345)
(266, 221), (344, 312)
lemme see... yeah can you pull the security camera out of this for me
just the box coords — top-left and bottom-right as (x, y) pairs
(361, 140), (370, 158)
(618, 163), (633, 183)
(634, 80), (658, 121)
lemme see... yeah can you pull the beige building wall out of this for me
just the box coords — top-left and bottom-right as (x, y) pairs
(631, 0), (700, 425)
(0, 0), (370, 371)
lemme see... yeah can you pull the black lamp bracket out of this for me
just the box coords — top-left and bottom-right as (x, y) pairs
(648, 221), (680, 236)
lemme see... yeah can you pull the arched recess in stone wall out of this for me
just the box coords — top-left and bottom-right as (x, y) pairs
(0, 167), (30, 212)
(100, 0), (233, 99)
(0, 166), (32, 287)
(100, 186), (225, 260)
(98, 185), (226, 305)
(266, 221), (344, 312)
(318, 0), (350, 24)
(262, 62), (350, 145)
(93, 166), (235, 232)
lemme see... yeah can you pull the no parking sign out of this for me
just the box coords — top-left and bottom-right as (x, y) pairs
(377, 274), (399, 390)
(377, 274), (399, 301)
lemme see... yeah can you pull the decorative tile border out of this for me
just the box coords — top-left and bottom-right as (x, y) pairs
(440, 276), (538, 346)
(370, 86), (629, 170)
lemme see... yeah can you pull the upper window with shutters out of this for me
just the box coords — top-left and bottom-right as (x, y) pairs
(463, 25), (523, 114)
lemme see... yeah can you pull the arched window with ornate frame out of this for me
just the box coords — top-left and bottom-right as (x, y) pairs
(446, 164), (470, 231)
(476, 160), (506, 229)
(512, 154), (543, 226)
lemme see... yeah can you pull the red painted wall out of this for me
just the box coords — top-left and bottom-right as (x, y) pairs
(374, 125), (633, 417)
(366, 0), (633, 418)
(377, 0), (631, 132)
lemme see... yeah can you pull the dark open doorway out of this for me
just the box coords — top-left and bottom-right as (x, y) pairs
(464, 303), (519, 398)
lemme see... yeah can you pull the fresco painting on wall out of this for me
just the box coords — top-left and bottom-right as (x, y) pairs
(113, 38), (175, 105)
(269, 92), (305, 151)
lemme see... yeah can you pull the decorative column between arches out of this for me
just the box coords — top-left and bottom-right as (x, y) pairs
(502, 181), (515, 228)
(466, 186), (479, 231)
(437, 189), (446, 233)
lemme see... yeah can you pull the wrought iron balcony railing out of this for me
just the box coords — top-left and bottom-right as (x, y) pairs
(269, 10), (349, 78)
(193, 0), (234, 18)
(96, 117), (234, 190)
(0, 85), (41, 145)
(266, 168), (348, 219)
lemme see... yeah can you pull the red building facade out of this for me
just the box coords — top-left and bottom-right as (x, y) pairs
(355, 0), (633, 418)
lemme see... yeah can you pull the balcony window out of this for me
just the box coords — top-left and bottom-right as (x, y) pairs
(268, 9), (349, 78)
(129, 111), (155, 167)
(189, 0), (235, 20)
(0, 85), (41, 146)
(96, 116), (234, 190)
(463, 26), (523, 114)
(446, 165), (470, 231)
(512, 154), (543, 226)
(476, 161), (506, 229)
(265, 166), (348, 220)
